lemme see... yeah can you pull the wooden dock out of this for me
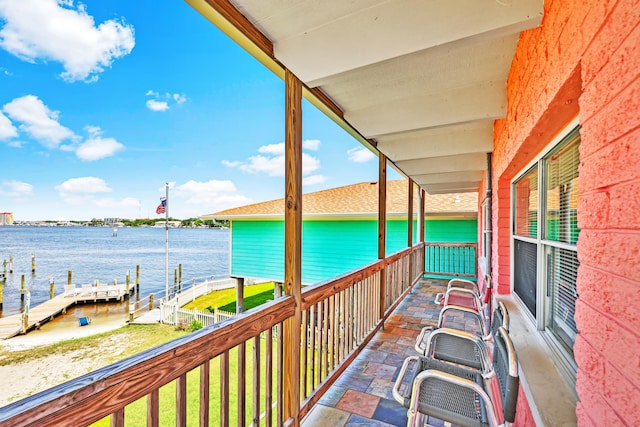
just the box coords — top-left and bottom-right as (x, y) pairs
(0, 283), (131, 339)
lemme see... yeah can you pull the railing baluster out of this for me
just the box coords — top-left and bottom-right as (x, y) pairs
(323, 297), (330, 378)
(176, 373), (187, 427)
(147, 389), (159, 427)
(277, 321), (284, 427)
(237, 342), (246, 427)
(200, 360), (210, 427)
(329, 293), (336, 372)
(252, 336), (261, 427)
(265, 328), (273, 427)
(110, 408), (124, 427)
(301, 309), (308, 399)
(221, 350), (229, 427)
(309, 304), (316, 390)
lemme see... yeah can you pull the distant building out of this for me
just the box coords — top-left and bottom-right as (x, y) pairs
(0, 212), (13, 226)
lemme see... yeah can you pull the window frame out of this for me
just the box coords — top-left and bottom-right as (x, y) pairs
(510, 118), (581, 385)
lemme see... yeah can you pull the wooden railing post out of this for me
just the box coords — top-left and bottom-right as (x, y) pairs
(283, 69), (302, 426)
(407, 179), (414, 288)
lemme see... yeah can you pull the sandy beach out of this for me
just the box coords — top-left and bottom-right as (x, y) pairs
(0, 316), (130, 407)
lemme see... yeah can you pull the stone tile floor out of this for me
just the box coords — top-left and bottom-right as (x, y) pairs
(301, 278), (450, 427)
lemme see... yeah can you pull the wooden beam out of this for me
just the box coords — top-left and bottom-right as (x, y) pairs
(407, 180), (414, 247)
(378, 153), (387, 321)
(283, 69), (302, 426)
(420, 189), (426, 243)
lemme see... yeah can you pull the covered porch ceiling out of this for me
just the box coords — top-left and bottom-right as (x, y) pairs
(189, 0), (544, 195)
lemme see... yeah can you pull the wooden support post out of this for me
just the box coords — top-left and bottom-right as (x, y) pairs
(420, 189), (426, 243)
(0, 279), (3, 309)
(179, 263), (182, 289)
(408, 179), (414, 285)
(378, 153), (387, 320)
(67, 270), (72, 285)
(283, 69), (302, 426)
(2, 259), (5, 275)
(49, 277), (55, 299)
(9, 255), (13, 274)
(149, 293), (154, 310)
(20, 275), (25, 300)
(420, 189), (426, 275)
(235, 277), (245, 314)
(31, 254), (35, 273)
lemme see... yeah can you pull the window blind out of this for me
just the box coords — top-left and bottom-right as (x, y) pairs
(545, 136), (580, 244)
(547, 246), (579, 355)
(514, 167), (538, 238)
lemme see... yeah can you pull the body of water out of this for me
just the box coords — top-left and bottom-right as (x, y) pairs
(0, 226), (229, 317)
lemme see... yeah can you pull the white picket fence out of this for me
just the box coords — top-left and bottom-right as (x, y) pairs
(159, 276), (237, 327)
(160, 304), (235, 327)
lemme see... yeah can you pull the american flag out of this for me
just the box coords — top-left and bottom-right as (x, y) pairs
(156, 197), (166, 214)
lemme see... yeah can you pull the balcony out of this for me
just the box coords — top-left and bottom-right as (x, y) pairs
(0, 243), (476, 426)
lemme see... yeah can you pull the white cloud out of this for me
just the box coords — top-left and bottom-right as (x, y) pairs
(74, 125), (123, 161)
(0, 0), (134, 82)
(145, 90), (187, 112)
(0, 110), (17, 140)
(221, 160), (241, 167)
(55, 176), (111, 194)
(0, 180), (33, 198)
(174, 180), (252, 213)
(258, 142), (285, 155)
(303, 139), (321, 151)
(347, 147), (376, 163)
(240, 154), (285, 176)
(145, 99), (169, 112)
(3, 95), (76, 148)
(172, 93), (187, 104)
(227, 140), (322, 177)
(303, 174), (327, 186)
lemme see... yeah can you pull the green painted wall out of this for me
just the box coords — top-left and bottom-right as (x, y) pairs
(230, 218), (477, 285)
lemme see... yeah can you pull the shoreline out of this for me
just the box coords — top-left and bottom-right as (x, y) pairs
(0, 313), (129, 351)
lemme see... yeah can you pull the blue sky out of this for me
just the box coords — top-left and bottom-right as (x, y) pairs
(0, 0), (395, 221)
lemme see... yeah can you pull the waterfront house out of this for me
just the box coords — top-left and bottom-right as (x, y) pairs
(202, 180), (478, 285)
(3, 1), (639, 426)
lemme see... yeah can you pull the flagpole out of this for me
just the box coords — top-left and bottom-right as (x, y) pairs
(164, 182), (169, 301)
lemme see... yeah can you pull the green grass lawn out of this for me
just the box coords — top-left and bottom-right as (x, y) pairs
(183, 282), (280, 313)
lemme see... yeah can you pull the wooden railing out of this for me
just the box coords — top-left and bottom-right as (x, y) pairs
(424, 242), (477, 278)
(0, 244), (425, 427)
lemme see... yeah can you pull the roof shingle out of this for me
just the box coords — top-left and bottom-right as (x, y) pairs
(203, 181), (477, 219)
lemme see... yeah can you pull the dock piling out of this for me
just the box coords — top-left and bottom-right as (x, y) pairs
(149, 293), (154, 310)
(173, 269), (178, 294)
(136, 265), (140, 295)
(0, 279), (3, 309)
(9, 256), (12, 274)
(68, 270), (72, 285)
(20, 275), (25, 300)
(49, 277), (55, 299)
(31, 254), (35, 273)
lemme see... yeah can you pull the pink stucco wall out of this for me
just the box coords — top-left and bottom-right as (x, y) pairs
(487, 0), (640, 424)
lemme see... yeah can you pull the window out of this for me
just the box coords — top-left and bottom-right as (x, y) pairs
(512, 126), (581, 376)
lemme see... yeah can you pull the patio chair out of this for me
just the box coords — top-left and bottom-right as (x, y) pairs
(394, 326), (519, 427)
(415, 327), (493, 376)
(415, 301), (510, 357)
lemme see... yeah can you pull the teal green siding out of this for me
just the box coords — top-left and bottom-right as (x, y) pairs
(230, 218), (477, 285)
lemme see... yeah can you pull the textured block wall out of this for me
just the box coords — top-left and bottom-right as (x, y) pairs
(489, 0), (640, 425)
